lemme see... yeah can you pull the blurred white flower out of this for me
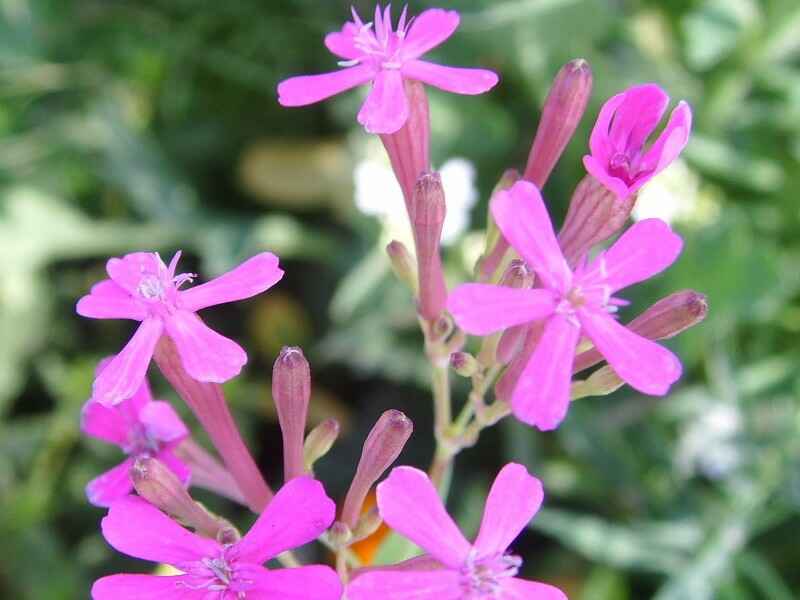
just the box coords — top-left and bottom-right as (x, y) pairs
(354, 150), (478, 246)
(633, 158), (719, 226)
(677, 402), (743, 479)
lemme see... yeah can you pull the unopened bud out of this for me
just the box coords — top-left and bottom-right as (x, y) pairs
(341, 410), (413, 528)
(558, 175), (635, 266)
(273, 346), (311, 482)
(132, 457), (227, 540)
(380, 80), (431, 206)
(409, 173), (448, 321)
(573, 290), (708, 374)
(304, 418), (340, 472)
(496, 261), (536, 364)
(451, 352), (479, 377)
(386, 240), (418, 294)
(524, 59), (593, 186)
(571, 365), (624, 400)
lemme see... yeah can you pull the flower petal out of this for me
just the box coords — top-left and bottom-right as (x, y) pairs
(158, 449), (192, 486)
(402, 60), (498, 95)
(91, 574), (198, 600)
(347, 569), (463, 600)
(86, 459), (134, 507)
(163, 310), (246, 383)
(401, 9), (460, 59)
(447, 284), (556, 336)
(608, 83), (669, 155)
(278, 64), (374, 107)
(582, 155), (630, 200)
(377, 466), (471, 568)
(589, 218), (683, 294)
(234, 476), (336, 564)
(578, 309), (682, 395)
(324, 22), (360, 60)
(77, 280), (146, 320)
(501, 577), (568, 600)
(244, 565), (343, 600)
(473, 463), (544, 557)
(491, 181), (571, 292)
(639, 101), (692, 177)
(139, 401), (189, 443)
(92, 318), (163, 406)
(357, 69), (409, 134)
(101, 495), (218, 564)
(588, 91), (627, 163)
(179, 253), (284, 312)
(81, 399), (128, 446)
(511, 314), (580, 430)
(106, 252), (163, 295)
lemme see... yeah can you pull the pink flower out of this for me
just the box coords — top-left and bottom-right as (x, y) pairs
(347, 463), (566, 600)
(277, 5), (499, 134)
(82, 375), (189, 507)
(92, 477), (342, 600)
(77, 251), (283, 406)
(583, 83), (692, 200)
(448, 181), (684, 430)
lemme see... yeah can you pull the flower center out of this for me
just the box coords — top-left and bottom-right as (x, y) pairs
(343, 7), (412, 69)
(179, 554), (254, 599)
(608, 151), (634, 182)
(461, 551), (522, 599)
(137, 275), (166, 301)
(124, 423), (162, 456)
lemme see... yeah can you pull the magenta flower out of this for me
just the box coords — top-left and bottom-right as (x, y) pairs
(77, 251), (283, 406)
(82, 375), (189, 507)
(448, 181), (683, 430)
(92, 476), (341, 600)
(277, 5), (499, 134)
(347, 463), (566, 600)
(583, 83), (692, 200)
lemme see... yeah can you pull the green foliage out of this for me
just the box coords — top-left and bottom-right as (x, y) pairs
(0, 0), (798, 597)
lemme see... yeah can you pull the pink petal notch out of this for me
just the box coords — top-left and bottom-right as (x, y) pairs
(473, 463), (544, 557)
(377, 466), (471, 568)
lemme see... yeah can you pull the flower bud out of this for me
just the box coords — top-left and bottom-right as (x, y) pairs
(131, 456), (229, 540)
(451, 351), (479, 377)
(558, 175), (635, 267)
(304, 417), (340, 472)
(496, 261), (536, 364)
(409, 173), (448, 321)
(524, 58), (593, 186)
(272, 346), (311, 482)
(380, 80), (431, 208)
(386, 240), (418, 295)
(478, 169), (521, 281)
(571, 365), (624, 400)
(573, 290), (708, 374)
(341, 410), (413, 528)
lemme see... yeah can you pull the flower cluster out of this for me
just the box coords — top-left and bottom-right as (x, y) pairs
(77, 4), (706, 599)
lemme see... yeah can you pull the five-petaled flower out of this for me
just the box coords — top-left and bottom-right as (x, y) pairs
(82, 372), (189, 507)
(277, 5), (499, 134)
(583, 83), (692, 200)
(92, 477), (342, 600)
(448, 181), (684, 430)
(77, 251), (283, 406)
(347, 463), (566, 600)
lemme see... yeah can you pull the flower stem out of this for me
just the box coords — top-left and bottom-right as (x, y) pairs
(154, 337), (273, 513)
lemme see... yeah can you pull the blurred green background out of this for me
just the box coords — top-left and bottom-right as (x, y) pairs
(1, 0), (799, 598)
